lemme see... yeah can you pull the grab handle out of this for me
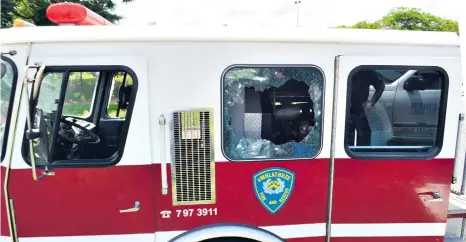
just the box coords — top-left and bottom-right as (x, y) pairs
(119, 201), (140, 213)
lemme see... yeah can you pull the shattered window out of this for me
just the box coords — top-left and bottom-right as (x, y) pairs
(222, 66), (324, 161)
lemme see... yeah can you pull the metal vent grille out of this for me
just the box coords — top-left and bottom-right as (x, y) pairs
(171, 110), (215, 205)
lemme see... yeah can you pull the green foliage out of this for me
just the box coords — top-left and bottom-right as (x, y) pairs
(1, 0), (135, 27)
(1, 0), (15, 28)
(338, 21), (381, 30)
(107, 103), (127, 117)
(337, 7), (459, 33)
(63, 103), (90, 117)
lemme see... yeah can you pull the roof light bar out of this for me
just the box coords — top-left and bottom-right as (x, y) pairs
(46, 2), (113, 26)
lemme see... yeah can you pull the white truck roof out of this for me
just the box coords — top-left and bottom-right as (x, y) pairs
(0, 25), (460, 46)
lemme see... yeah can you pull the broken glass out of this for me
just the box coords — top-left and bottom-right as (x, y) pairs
(223, 66), (324, 160)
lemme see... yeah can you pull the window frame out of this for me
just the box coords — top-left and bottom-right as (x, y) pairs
(220, 64), (326, 162)
(1, 56), (19, 162)
(343, 65), (449, 160)
(21, 65), (138, 168)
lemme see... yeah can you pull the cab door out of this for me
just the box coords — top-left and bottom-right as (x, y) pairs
(331, 55), (461, 242)
(8, 55), (156, 241)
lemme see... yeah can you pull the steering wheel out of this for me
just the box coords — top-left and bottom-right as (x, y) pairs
(57, 118), (100, 144)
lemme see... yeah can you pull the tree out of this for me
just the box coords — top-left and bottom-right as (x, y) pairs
(337, 7), (459, 33)
(1, 0), (16, 28)
(1, 0), (133, 28)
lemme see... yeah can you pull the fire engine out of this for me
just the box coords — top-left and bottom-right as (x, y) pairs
(2, 2), (466, 242)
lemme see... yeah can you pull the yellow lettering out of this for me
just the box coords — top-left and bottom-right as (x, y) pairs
(279, 188), (290, 203)
(259, 192), (266, 201)
(258, 171), (292, 182)
(273, 172), (291, 181)
(269, 200), (277, 205)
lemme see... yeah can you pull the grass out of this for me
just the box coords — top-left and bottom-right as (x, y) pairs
(107, 103), (127, 118)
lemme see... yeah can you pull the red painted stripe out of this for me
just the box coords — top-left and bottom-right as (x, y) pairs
(447, 213), (466, 219)
(1, 166), (9, 236)
(330, 237), (444, 242)
(153, 160), (329, 231)
(6, 159), (329, 237)
(286, 237), (324, 242)
(9, 165), (156, 237)
(1, 157), (453, 238)
(332, 158), (454, 223)
(285, 237), (445, 242)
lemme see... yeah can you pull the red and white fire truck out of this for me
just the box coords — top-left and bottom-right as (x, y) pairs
(1, 2), (466, 242)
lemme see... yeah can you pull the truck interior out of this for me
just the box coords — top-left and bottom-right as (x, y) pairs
(243, 78), (315, 145)
(22, 68), (137, 167)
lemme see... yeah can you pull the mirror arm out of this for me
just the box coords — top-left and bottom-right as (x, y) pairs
(25, 129), (41, 140)
(22, 73), (40, 181)
(21, 63), (52, 181)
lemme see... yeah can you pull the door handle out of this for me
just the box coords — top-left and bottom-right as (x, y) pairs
(419, 192), (443, 203)
(425, 192), (443, 202)
(120, 201), (140, 213)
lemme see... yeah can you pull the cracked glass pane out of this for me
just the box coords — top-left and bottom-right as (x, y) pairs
(222, 66), (324, 160)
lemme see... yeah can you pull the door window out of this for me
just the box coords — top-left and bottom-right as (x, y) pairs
(23, 67), (137, 167)
(344, 66), (447, 158)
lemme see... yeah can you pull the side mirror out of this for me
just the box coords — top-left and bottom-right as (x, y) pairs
(403, 76), (426, 91)
(118, 85), (132, 109)
(26, 108), (50, 163)
(20, 62), (54, 181)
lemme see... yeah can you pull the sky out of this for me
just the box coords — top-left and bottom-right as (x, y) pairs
(114, 0), (461, 27)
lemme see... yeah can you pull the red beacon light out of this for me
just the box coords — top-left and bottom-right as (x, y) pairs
(46, 2), (113, 26)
